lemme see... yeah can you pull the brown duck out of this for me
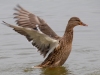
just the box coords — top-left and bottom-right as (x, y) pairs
(2, 5), (87, 68)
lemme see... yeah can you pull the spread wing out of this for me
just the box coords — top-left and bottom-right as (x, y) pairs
(13, 5), (60, 41)
(2, 21), (59, 57)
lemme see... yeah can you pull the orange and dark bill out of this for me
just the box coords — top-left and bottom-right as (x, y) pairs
(79, 22), (88, 26)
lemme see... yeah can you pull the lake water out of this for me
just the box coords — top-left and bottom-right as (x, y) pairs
(0, 0), (100, 75)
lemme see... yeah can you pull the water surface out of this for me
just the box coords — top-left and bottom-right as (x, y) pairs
(0, 0), (100, 75)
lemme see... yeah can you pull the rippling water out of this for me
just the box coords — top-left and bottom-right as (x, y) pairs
(0, 0), (100, 75)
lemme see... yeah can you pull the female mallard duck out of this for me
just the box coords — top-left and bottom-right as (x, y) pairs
(2, 5), (87, 68)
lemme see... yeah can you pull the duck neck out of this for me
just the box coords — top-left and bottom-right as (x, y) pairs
(63, 26), (73, 44)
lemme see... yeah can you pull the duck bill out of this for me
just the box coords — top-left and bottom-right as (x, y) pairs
(79, 22), (88, 26)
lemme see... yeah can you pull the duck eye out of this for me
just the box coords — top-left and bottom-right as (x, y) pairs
(76, 20), (80, 21)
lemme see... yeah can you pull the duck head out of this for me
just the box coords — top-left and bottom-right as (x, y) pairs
(67, 17), (87, 29)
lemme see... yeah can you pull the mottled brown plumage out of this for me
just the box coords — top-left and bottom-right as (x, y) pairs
(2, 5), (87, 68)
(35, 17), (87, 68)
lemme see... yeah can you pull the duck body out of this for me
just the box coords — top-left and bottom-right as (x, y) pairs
(37, 29), (73, 68)
(2, 5), (87, 68)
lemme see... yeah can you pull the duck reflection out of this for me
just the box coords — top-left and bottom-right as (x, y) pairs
(40, 66), (72, 75)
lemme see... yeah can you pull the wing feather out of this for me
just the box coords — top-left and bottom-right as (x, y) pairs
(13, 5), (60, 40)
(2, 21), (59, 57)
